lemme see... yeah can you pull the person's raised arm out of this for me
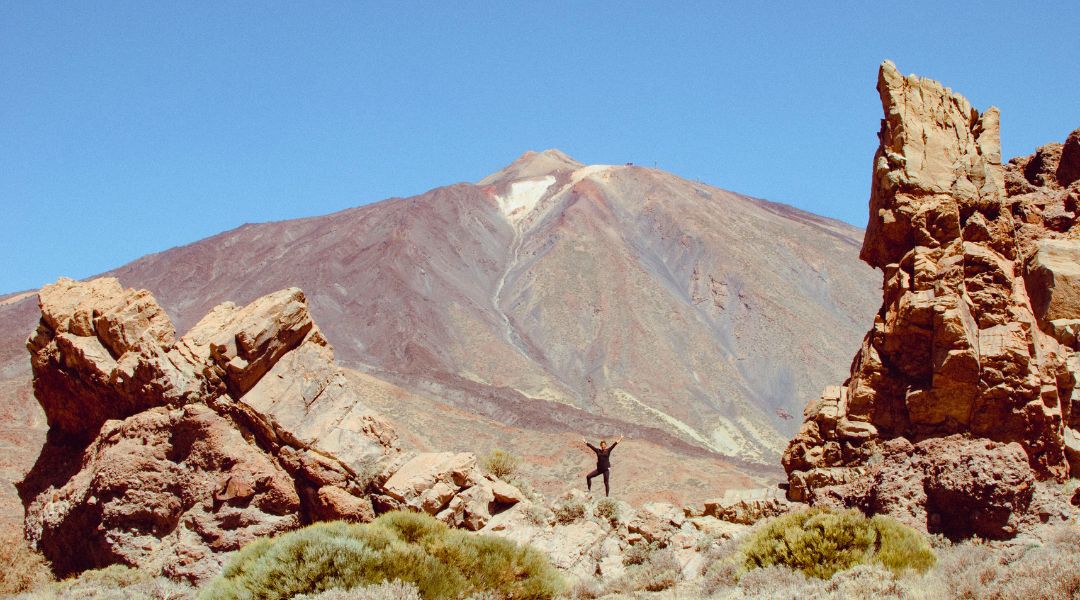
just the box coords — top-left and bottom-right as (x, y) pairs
(584, 438), (598, 451)
(609, 434), (625, 450)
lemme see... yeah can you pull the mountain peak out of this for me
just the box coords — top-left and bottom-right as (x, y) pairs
(478, 149), (584, 185)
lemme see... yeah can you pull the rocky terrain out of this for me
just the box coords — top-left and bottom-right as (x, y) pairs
(783, 61), (1080, 537)
(0, 144), (882, 525)
(15, 276), (786, 587)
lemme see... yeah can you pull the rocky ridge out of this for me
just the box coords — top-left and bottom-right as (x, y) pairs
(783, 61), (1080, 538)
(17, 278), (533, 582)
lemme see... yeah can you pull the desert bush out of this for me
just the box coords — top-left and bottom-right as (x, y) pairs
(606, 548), (681, 594)
(15, 564), (195, 600)
(926, 525), (1080, 600)
(593, 498), (620, 525)
(292, 579), (421, 600)
(823, 564), (911, 600)
(200, 511), (564, 600)
(566, 577), (603, 599)
(480, 449), (520, 481)
(0, 527), (53, 595)
(735, 564), (824, 598)
(740, 508), (935, 579)
(553, 501), (585, 525)
(622, 540), (658, 566)
(522, 503), (551, 526)
(700, 559), (739, 596)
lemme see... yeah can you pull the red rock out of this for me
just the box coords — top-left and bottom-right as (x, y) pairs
(18, 278), (400, 582)
(784, 62), (1079, 537)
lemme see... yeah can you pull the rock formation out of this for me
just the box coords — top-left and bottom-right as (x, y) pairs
(783, 61), (1079, 537)
(18, 277), (535, 582)
(18, 278), (401, 581)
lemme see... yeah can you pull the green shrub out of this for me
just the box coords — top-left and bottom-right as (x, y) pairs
(593, 498), (620, 525)
(480, 449), (520, 481)
(0, 528), (53, 595)
(200, 511), (564, 600)
(740, 508), (935, 579)
(553, 501), (585, 525)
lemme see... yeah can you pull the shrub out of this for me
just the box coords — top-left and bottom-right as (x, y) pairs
(593, 498), (620, 525)
(0, 528), (53, 595)
(200, 511), (564, 600)
(293, 580), (421, 600)
(480, 449), (520, 481)
(622, 540), (657, 566)
(553, 501), (585, 525)
(700, 559), (739, 596)
(927, 525), (1080, 600)
(522, 504), (551, 526)
(736, 564), (824, 597)
(566, 577), (602, 599)
(606, 548), (681, 594)
(740, 508), (935, 579)
(15, 564), (195, 600)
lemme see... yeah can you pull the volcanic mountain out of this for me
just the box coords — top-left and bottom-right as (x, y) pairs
(0, 151), (877, 513)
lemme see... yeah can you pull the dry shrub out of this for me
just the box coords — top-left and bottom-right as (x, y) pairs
(924, 523), (1080, 600)
(593, 498), (620, 526)
(201, 511), (564, 600)
(293, 580), (422, 600)
(0, 527), (53, 595)
(553, 501), (585, 525)
(700, 559), (739, 597)
(14, 564), (194, 600)
(824, 564), (910, 600)
(522, 503), (551, 526)
(735, 564), (823, 597)
(566, 577), (603, 600)
(606, 548), (681, 594)
(740, 508), (935, 579)
(480, 449), (520, 481)
(621, 540), (657, 566)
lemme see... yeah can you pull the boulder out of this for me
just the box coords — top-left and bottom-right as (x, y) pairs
(626, 501), (682, 544)
(380, 452), (477, 513)
(1026, 239), (1080, 323)
(701, 489), (790, 525)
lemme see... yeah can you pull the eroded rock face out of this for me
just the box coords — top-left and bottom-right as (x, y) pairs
(19, 278), (400, 582)
(373, 451), (525, 531)
(783, 62), (1078, 535)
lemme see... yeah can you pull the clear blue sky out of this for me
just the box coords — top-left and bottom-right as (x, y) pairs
(2, 2), (1078, 294)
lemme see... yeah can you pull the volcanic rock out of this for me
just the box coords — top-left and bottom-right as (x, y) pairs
(783, 61), (1078, 534)
(19, 278), (400, 582)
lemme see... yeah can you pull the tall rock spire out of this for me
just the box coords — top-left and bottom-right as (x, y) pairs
(782, 61), (1077, 538)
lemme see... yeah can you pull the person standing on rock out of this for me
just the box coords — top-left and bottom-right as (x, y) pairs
(583, 435), (623, 497)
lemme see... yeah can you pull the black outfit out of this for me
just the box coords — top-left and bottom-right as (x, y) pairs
(586, 441), (618, 496)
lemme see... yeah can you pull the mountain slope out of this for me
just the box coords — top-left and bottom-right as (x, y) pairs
(0, 150), (878, 513)
(110, 152), (876, 457)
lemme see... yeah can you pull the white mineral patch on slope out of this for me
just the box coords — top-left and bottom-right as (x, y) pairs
(709, 415), (786, 463)
(497, 176), (556, 224)
(570, 164), (615, 184)
(610, 389), (714, 448)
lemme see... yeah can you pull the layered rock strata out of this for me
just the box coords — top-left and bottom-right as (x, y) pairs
(18, 278), (402, 582)
(783, 62), (1079, 537)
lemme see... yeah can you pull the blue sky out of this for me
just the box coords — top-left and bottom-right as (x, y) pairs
(2, 2), (1078, 294)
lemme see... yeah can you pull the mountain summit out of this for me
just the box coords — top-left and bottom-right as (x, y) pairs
(478, 149), (585, 185)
